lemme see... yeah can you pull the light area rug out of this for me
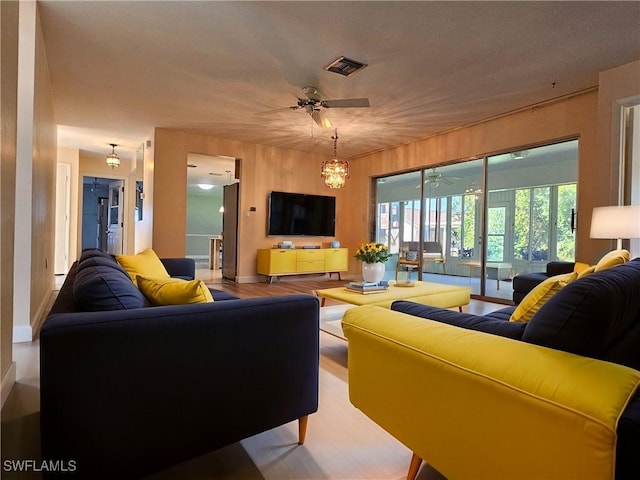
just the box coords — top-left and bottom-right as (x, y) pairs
(319, 304), (355, 340)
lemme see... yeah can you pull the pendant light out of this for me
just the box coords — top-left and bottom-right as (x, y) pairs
(106, 143), (120, 168)
(321, 129), (350, 189)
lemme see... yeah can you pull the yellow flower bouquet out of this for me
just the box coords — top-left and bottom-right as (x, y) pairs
(354, 242), (391, 264)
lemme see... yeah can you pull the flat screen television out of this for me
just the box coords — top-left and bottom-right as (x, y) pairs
(268, 191), (336, 236)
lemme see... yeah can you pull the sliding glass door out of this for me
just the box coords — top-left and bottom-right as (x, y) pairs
(421, 160), (484, 294)
(485, 141), (577, 297)
(375, 171), (422, 278)
(373, 139), (578, 301)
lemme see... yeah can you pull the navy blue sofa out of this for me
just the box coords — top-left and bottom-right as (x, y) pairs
(512, 260), (575, 304)
(392, 258), (640, 479)
(40, 249), (320, 479)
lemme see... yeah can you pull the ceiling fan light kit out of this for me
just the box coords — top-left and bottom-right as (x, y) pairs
(106, 143), (120, 168)
(291, 86), (370, 129)
(321, 129), (350, 189)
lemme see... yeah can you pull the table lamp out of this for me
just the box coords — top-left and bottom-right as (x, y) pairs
(590, 205), (640, 250)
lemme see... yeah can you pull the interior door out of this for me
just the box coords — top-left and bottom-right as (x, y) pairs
(222, 183), (239, 281)
(98, 197), (108, 251)
(106, 180), (124, 254)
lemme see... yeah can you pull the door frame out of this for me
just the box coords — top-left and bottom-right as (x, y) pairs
(79, 172), (129, 258)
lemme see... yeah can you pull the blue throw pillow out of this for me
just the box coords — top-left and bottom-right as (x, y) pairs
(73, 264), (146, 311)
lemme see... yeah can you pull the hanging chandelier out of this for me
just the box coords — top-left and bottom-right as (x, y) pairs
(321, 129), (350, 189)
(106, 143), (120, 168)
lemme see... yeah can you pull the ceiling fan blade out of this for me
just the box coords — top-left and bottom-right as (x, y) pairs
(312, 110), (332, 128)
(322, 98), (370, 108)
(442, 177), (455, 185)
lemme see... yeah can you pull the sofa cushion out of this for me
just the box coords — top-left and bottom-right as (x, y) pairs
(116, 248), (170, 283)
(79, 248), (114, 263)
(594, 248), (630, 272)
(209, 289), (240, 301)
(137, 276), (214, 305)
(78, 255), (128, 275)
(510, 272), (577, 323)
(522, 259), (640, 369)
(73, 264), (146, 311)
(391, 301), (526, 340)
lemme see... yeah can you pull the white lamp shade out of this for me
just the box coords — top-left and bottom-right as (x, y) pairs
(590, 205), (640, 240)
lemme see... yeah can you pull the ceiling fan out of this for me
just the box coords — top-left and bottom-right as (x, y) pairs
(290, 86), (370, 129)
(421, 168), (459, 188)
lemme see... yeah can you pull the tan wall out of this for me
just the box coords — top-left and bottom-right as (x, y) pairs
(342, 91), (603, 269)
(29, 8), (57, 329)
(1, 0), (19, 393)
(153, 129), (342, 281)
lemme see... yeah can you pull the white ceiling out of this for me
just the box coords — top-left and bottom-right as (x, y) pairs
(39, 1), (640, 161)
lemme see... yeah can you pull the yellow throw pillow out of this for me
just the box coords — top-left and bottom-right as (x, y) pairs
(576, 265), (596, 279)
(510, 272), (578, 323)
(116, 248), (170, 283)
(573, 261), (591, 275)
(137, 276), (214, 305)
(594, 249), (630, 272)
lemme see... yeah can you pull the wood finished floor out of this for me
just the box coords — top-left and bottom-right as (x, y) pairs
(2, 271), (505, 480)
(197, 268), (504, 315)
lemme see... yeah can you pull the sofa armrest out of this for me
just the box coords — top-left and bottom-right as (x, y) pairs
(342, 305), (640, 479)
(40, 295), (320, 478)
(160, 257), (195, 279)
(546, 260), (575, 276)
(391, 301), (525, 340)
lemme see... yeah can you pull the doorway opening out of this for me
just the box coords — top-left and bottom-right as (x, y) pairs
(82, 176), (125, 254)
(185, 153), (238, 281)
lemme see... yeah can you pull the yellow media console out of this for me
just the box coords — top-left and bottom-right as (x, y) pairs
(257, 248), (348, 283)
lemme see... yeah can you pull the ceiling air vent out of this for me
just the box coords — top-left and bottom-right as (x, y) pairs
(324, 56), (368, 77)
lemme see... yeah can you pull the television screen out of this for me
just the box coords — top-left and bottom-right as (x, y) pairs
(268, 191), (336, 236)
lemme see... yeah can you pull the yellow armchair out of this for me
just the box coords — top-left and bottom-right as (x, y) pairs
(342, 305), (640, 480)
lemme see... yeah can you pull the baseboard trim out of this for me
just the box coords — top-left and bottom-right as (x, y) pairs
(12, 325), (33, 343)
(1, 361), (17, 409)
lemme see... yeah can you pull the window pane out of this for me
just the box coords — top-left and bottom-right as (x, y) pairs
(462, 194), (476, 257)
(557, 184), (577, 261)
(487, 206), (506, 261)
(514, 189), (531, 260)
(531, 187), (550, 261)
(488, 206), (506, 234)
(450, 195), (462, 257)
(487, 236), (504, 262)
